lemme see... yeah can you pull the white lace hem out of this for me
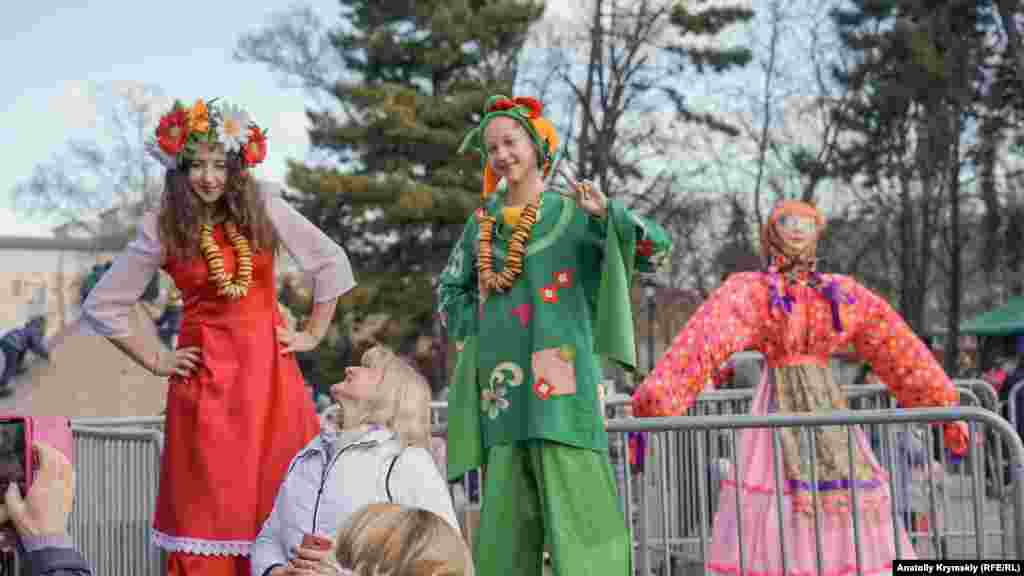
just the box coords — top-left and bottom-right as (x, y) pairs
(151, 529), (251, 556)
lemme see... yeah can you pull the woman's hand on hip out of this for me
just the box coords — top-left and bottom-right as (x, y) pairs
(154, 347), (200, 378)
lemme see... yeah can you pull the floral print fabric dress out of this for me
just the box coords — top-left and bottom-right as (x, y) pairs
(632, 271), (968, 576)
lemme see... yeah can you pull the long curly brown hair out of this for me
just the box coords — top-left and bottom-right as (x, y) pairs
(156, 152), (278, 262)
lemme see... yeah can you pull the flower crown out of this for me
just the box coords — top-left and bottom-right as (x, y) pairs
(153, 98), (268, 168)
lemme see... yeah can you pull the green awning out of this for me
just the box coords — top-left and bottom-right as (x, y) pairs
(960, 296), (1024, 336)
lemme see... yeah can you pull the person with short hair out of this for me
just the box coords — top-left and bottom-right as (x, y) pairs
(326, 503), (474, 576)
(0, 317), (50, 396)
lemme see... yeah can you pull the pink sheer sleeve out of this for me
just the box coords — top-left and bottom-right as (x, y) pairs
(260, 181), (357, 303)
(632, 273), (770, 417)
(80, 213), (164, 338)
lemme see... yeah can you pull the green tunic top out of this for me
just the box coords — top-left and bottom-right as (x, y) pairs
(438, 189), (671, 480)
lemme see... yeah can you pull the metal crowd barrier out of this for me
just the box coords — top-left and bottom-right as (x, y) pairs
(71, 417), (165, 430)
(603, 383), (918, 551)
(68, 425), (164, 576)
(1007, 378), (1024, 430)
(55, 378), (1015, 576)
(607, 406), (1024, 576)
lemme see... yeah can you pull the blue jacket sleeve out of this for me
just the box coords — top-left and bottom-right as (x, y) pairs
(21, 547), (92, 576)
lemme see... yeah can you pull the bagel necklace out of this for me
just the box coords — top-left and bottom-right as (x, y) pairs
(477, 195), (542, 292)
(199, 219), (253, 299)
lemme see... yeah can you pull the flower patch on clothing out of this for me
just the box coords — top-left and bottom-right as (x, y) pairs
(534, 378), (553, 400)
(483, 362), (523, 419)
(511, 303), (532, 327)
(490, 361), (524, 389)
(481, 387), (510, 419)
(540, 285), (559, 303)
(531, 347), (576, 398)
(553, 269), (574, 289)
(637, 239), (654, 257)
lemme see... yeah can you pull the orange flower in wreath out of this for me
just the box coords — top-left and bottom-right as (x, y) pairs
(187, 99), (210, 134)
(243, 126), (268, 165)
(156, 108), (189, 156)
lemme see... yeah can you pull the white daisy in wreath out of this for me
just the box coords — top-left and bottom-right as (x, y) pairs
(217, 103), (251, 154)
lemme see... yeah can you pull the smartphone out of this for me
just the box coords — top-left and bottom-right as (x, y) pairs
(0, 417), (32, 497)
(302, 533), (333, 551)
(30, 417), (74, 466)
(0, 416), (73, 496)
(0, 416), (71, 551)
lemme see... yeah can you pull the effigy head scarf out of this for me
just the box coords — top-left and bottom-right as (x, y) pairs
(458, 95), (560, 200)
(761, 200), (854, 332)
(760, 200), (826, 274)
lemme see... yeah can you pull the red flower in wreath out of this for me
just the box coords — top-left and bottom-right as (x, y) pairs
(243, 126), (268, 165)
(489, 98), (517, 112)
(534, 378), (553, 400)
(540, 285), (559, 303)
(156, 108), (189, 156)
(637, 239), (654, 257)
(512, 97), (543, 118)
(488, 96), (543, 119)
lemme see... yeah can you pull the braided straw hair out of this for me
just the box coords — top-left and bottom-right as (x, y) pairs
(760, 200), (826, 274)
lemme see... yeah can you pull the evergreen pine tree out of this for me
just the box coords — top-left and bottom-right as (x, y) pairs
(279, 0), (544, 384)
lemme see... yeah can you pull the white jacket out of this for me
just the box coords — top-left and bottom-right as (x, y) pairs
(250, 408), (459, 576)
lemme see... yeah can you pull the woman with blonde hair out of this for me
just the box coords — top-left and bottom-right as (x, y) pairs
(251, 345), (459, 576)
(327, 503), (474, 576)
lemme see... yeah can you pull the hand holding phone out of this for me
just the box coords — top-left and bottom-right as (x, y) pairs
(0, 418), (32, 498)
(301, 533), (332, 551)
(0, 442), (74, 539)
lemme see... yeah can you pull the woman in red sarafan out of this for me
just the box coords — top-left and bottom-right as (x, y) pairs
(81, 98), (356, 576)
(632, 200), (970, 576)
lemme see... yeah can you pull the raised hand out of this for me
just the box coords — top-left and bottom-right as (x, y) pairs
(559, 166), (607, 219)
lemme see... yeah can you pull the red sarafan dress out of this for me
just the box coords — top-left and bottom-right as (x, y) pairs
(81, 181), (355, 564)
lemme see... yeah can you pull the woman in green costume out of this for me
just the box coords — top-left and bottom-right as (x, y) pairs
(438, 95), (672, 575)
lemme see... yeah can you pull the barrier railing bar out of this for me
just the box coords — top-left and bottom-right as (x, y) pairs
(607, 407), (1024, 559)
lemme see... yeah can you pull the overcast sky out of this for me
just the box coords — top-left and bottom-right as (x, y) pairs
(0, 0), (359, 237)
(1, 0), (776, 238)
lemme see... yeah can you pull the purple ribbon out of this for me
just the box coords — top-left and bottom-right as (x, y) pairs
(820, 279), (856, 332)
(765, 270), (854, 332)
(628, 432), (647, 473)
(768, 281), (794, 315)
(786, 476), (882, 492)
